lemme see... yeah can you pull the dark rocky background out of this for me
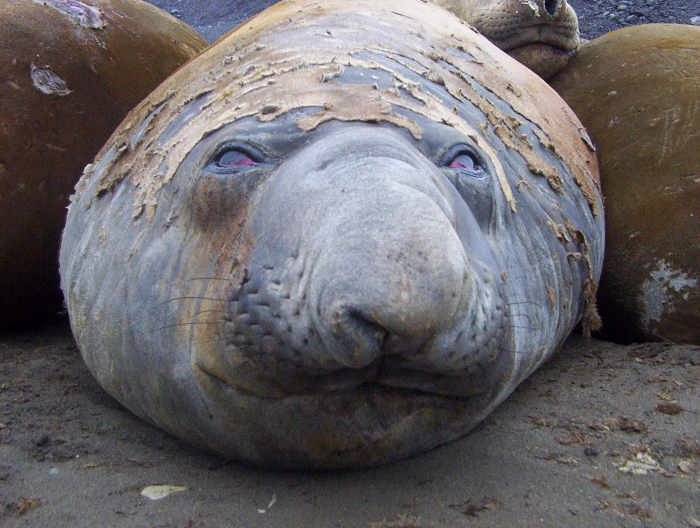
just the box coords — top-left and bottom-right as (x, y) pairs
(572, 0), (700, 39)
(148, 0), (700, 43)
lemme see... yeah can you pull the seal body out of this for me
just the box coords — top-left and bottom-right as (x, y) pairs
(551, 24), (700, 344)
(0, 0), (206, 330)
(60, 0), (602, 468)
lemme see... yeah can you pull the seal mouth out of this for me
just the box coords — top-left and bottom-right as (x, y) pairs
(194, 359), (490, 401)
(194, 346), (501, 400)
(508, 42), (577, 59)
(505, 42), (578, 79)
(492, 24), (579, 55)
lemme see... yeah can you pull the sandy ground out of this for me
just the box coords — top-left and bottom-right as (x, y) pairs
(1, 323), (699, 527)
(2, 1), (700, 527)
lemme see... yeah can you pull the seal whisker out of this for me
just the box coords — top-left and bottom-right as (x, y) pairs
(507, 301), (543, 309)
(159, 296), (228, 306)
(508, 312), (533, 324)
(503, 275), (528, 284)
(185, 277), (235, 282)
(155, 321), (226, 332)
(498, 346), (525, 357)
(192, 309), (229, 317)
(190, 337), (231, 346)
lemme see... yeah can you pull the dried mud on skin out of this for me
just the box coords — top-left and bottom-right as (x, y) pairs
(0, 321), (698, 527)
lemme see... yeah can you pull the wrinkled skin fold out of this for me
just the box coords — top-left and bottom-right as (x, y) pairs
(60, 0), (603, 468)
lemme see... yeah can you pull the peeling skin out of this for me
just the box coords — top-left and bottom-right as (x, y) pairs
(640, 260), (698, 328)
(522, 0), (540, 15)
(83, 0), (598, 223)
(33, 0), (105, 29)
(564, 217), (602, 336)
(30, 63), (72, 96)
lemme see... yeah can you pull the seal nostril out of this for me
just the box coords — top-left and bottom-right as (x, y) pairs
(348, 309), (389, 347)
(544, 0), (560, 16)
(332, 307), (389, 368)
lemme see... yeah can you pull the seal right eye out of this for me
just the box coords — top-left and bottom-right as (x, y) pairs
(442, 148), (486, 178)
(448, 153), (478, 170)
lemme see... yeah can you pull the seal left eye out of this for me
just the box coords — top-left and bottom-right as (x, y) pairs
(216, 149), (257, 168)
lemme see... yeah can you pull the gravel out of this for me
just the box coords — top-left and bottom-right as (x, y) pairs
(570, 0), (700, 40)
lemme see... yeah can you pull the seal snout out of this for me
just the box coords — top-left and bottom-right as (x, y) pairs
(234, 125), (508, 394)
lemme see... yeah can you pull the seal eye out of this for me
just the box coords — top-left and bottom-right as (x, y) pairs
(449, 153), (477, 170)
(443, 149), (485, 177)
(441, 146), (494, 230)
(208, 146), (266, 175)
(216, 149), (257, 168)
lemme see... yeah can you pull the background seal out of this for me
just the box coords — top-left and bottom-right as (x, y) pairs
(0, 0), (206, 331)
(552, 24), (700, 344)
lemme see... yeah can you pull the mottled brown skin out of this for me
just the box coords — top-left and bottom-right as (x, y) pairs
(551, 24), (700, 344)
(0, 0), (206, 331)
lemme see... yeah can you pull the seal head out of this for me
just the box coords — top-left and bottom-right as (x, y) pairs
(434, 0), (580, 79)
(61, 0), (602, 468)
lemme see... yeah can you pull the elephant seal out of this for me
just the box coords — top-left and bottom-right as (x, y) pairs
(551, 24), (700, 345)
(434, 0), (580, 79)
(0, 0), (206, 331)
(60, 0), (603, 468)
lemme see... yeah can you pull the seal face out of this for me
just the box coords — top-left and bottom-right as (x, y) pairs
(551, 24), (700, 345)
(0, 0), (206, 331)
(60, 0), (603, 468)
(434, 0), (580, 79)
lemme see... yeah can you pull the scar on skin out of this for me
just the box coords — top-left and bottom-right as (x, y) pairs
(30, 64), (72, 96)
(32, 0), (106, 29)
(640, 259), (698, 326)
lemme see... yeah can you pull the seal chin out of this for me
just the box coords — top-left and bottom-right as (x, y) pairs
(506, 43), (577, 79)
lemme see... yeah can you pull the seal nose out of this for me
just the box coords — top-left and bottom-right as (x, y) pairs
(253, 124), (500, 376)
(308, 156), (473, 371)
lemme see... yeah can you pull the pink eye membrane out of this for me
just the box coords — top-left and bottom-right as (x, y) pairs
(448, 153), (478, 171)
(217, 150), (256, 167)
